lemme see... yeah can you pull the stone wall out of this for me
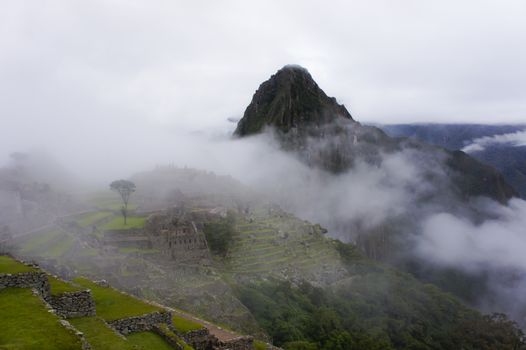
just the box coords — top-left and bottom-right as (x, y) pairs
(152, 324), (185, 350)
(219, 336), (254, 350)
(183, 329), (254, 350)
(108, 311), (172, 335)
(145, 209), (211, 264)
(0, 271), (50, 299)
(49, 290), (96, 318)
(183, 328), (215, 350)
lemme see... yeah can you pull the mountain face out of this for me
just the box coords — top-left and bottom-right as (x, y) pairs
(234, 65), (518, 203)
(234, 65), (355, 136)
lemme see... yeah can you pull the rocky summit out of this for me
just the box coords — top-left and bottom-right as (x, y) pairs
(234, 65), (355, 136)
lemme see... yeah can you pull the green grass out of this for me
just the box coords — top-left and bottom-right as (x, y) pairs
(126, 332), (174, 350)
(156, 324), (194, 350)
(73, 277), (161, 321)
(16, 230), (74, 259)
(44, 237), (74, 258)
(254, 340), (268, 350)
(17, 229), (61, 253)
(102, 216), (146, 230)
(69, 317), (132, 350)
(0, 288), (82, 349)
(48, 275), (82, 295)
(71, 317), (177, 350)
(0, 255), (37, 274)
(172, 314), (204, 333)
(77, 211), (113, 227)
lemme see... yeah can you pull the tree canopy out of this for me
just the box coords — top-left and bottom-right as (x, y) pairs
(109, 179), (136, 225)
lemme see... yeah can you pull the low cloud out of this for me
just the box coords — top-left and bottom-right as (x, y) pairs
(462, 129), (526, 153)
(416, 198), (526, 323)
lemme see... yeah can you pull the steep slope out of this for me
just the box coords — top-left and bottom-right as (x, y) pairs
(6, 168), (526, 349)
(234, 65), (517, 203)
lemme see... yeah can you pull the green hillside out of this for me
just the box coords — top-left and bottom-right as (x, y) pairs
(6, 184), (526, 349)
(0, 255), (200, 350)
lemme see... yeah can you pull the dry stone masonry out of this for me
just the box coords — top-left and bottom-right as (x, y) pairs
(0, 271), (50, 299)
(49, 290), (96, 318)
(108, 311), (172, 335)
(145, 208), (211, 264)
(1, 257), (256, 350)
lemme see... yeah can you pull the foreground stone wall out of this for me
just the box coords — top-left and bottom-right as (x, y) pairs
(183, 328), (254, 350)
(49, 290), (96, 318)
(152, 324), (185, 350)
(108, 311), (172, 335)
(219, 336), (254, 350)
(0, 271), (50, 299)
(183, 328), (215, 350)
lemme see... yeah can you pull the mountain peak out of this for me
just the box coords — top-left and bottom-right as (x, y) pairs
(234, 65), (354, 136)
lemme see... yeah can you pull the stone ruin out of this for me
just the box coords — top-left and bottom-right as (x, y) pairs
(0, 256), (257, 350)
(145, 208), (211, 264)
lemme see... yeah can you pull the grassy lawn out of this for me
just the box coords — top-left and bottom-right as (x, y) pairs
(0, 255), (37, 274)
(69, 317), (133, 350)
(48, 275), (83, 295)
(127, 332), (174, 350)
(172, 314), (204, 333)
(77, 211), (113, 227)
(102, 216), (146, 230)
(0, 288), (82, 350)
(73, 278), (161, 321)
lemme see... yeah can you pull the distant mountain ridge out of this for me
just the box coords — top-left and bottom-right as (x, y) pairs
(380, 123), (526, 198)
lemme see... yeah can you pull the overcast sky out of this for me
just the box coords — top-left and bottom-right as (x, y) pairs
(1, 0), (525, 171)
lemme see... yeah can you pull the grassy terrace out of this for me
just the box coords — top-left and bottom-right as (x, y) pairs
(127, 332), (174, 350)
(76, 211), (113, 227)
(48, 275), (83, 295)
(0, 255), (37, 274)
(70, 317), (131, 350)
(16, 229), (75, 259)
(70, 317), (175, 350)
(172, 314), (204, 333)
(0, 288), (82, 350)
(73, 277), (161, 321)
(102, 216), (146, 230)
(227, 214), (342, 275)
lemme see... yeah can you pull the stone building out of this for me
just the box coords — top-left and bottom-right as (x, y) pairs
(145, 208), (210, 264)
